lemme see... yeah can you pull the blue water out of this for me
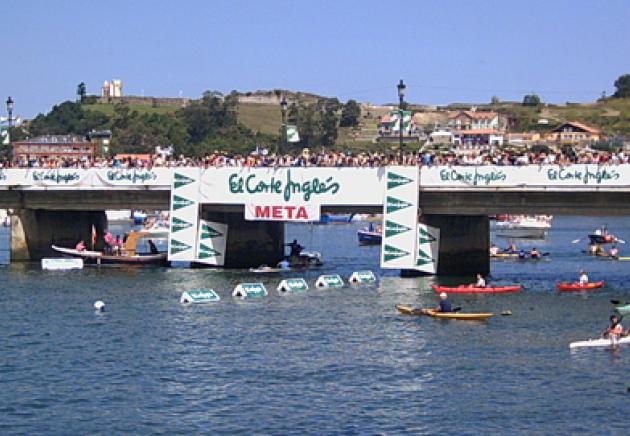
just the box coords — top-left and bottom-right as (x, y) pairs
(1, 217), (630, 434)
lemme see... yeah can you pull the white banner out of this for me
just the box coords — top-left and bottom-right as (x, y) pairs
(168, 168), (200, 261)
(380, 166), (419, 269)
(195, 220), (228, 266)
(244, 203), (320, 222)
(414, 224), (440, 274)
(96, 168), (171, 186)
(198, 167), (386, 206)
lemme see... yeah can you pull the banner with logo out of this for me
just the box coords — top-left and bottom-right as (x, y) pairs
(244, 203), (320, 222)
(195, 220), (228, 266)
(168, 168), (200, 261)
(96, 168), (171, 186)
(380, 166), (419, 269)
(415, 224), (440, 274)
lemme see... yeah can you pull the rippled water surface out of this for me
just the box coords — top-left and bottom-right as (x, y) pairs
(2, 217), (630, 434)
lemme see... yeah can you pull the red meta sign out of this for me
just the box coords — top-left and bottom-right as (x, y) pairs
(245, 203), (320, 222)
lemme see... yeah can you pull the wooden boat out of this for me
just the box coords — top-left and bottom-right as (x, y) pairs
(395, 305), (493, 320)
(556, 281), (604, 292)
(51, 230), (168, 266)
(431, 284), (522, 294)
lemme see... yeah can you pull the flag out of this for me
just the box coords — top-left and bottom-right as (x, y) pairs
(0, 127), (8, 145)
(286, 125), (300, 143)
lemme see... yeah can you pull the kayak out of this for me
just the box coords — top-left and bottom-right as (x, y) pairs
(569, 336), (630, 349)
(556, 281), (604, 292)
(395, 305), (493, 320)
(431, 284), (522, 294)
(490, 252), (519, 258)
(615, 304), (630, 316)
(249, 266), (291, 273)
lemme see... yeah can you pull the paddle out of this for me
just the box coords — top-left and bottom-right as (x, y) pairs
(571, 239), (582, 244)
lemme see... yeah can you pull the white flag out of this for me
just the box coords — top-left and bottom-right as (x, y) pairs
(286, 125), (300, 143)
(0, 128), (8, 145)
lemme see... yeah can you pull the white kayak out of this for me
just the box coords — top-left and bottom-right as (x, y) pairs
(569, 336), (630, 349)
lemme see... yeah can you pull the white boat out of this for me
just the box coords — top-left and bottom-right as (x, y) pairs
(106, 210), (132, 223)
(495, 215), (552, 239)
(569, 336), (630, 349)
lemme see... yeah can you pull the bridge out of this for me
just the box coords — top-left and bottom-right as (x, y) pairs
(1, 165), (628, 275)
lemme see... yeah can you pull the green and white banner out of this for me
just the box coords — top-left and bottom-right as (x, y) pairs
(286, 125), (300, 143)
(388, 111), (412, 134)
(168, 168), (200, 261)
(380, 166), (419, 269)
(415, 223), (440, 274)
(195, 219), (228, 266)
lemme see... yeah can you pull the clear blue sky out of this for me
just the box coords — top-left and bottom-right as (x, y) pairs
(3, 0), (630, 118)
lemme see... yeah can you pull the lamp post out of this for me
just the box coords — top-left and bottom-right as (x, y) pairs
(6, 97), (14, 160)
(397, 80), (406, 162)
(279, 95), (288, 156)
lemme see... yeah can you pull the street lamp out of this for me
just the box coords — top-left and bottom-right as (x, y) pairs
(279, 95), (288, 155)
(397, 80), (406, 162)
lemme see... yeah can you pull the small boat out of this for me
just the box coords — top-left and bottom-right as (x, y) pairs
(249, 266), (291, 273)
(319, 213), (355, 224)
(395, 305), (493, 320)
(495, 215), (552, 239)
(431, 284), (522, 294)
(556, 281), (604, 292)
(490, 252), (548, 260)
(569, 336), (630, 349)
(357, 223), (382, 245)
(51, 229), (168, 266)
(615, 304), (630, 316)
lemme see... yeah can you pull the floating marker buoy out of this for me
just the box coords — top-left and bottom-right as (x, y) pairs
(232, 283), (268, 299)
(349, 270), (377, 284)
(277, 278), (308, 294)
(180, 289), (220, 304)
(94, 301), (105, 312)
(315, 274), (344, 289)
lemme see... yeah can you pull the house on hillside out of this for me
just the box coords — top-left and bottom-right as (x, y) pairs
(448, 110), (501, 131)
(13, 135), (96, 163)
(545, 121), (601, 144)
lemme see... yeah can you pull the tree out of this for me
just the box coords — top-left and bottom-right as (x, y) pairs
(522, 93), (541, 107)
(340, 99), (361, 127)
(490, 95), (500, 105)
(77, 82), (86, 102)
(613, 74), (630, 98)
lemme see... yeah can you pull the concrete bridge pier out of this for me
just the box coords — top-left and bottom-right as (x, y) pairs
(200, 208), (285, 268)
(10, 209), (107, 261)
(420, 214), (490, 276)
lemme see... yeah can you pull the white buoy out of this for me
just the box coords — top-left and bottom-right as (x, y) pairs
(277, 278), (308, 294)
(94, 301), (105, 312)
(232, 283), (268, 299)
(315, 274), (344, 289)
(349, 270), (377, 284)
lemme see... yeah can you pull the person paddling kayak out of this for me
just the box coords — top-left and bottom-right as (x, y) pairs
(469, 274), (486, 288)
(579, 270), (589, 285)
(435, 292), (453, 313)
(530, 247), (541, 259)
(603, 314), (626, 345)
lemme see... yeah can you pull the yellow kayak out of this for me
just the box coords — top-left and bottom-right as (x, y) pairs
(396, 305), (493, 320)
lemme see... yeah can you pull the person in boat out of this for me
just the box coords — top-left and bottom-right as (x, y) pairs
(579, 270), (589, 285)
(489, 244), (500, 256)
(603, 315), (625, 343)
(609, 244), (619, 259)
(75, 240), (86, 252)
(276, 258), (290, 270)
(285, 239), (304, 258)
(435, 292), (453, 313)
(147, 239), (159, 254)
(504, 243), (517, 253)
(530, 247), (541, 259)
(474, 274), (486, 288)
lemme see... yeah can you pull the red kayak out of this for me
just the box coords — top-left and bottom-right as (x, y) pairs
(556, 281), (604, 292)
(431, 284), (522, 294)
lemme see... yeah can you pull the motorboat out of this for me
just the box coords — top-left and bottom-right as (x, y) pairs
(495, 215), (552, 239)
(357, 222), (382, 245)
(51, 229), (168, 266)
(319, 213), (355, 224)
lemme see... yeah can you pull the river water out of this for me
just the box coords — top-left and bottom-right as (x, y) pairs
(1, 216), (629, 434)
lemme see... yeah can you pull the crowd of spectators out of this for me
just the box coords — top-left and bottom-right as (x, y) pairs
(1, 147), (629, 170)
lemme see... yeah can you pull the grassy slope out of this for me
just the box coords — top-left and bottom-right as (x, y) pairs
(82, 103), (179, 116)
(237, 103), (282, 135)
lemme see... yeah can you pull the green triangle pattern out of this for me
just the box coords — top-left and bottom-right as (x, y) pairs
(387, 171), (413, 189)
(198, 243), (220, 259)
(385, 219), (412, 238)
(173, 194), (194, 210)
(174, 172), (195, 189)
(386, 196), (412, 214)
(170, 239), (192, 255)
(200, 223), (223, 239)
(383, 244), (410, 263)
(415, 249), (434, 266)
(418, 227), (436, 244)
(171, 217), (193, 233)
